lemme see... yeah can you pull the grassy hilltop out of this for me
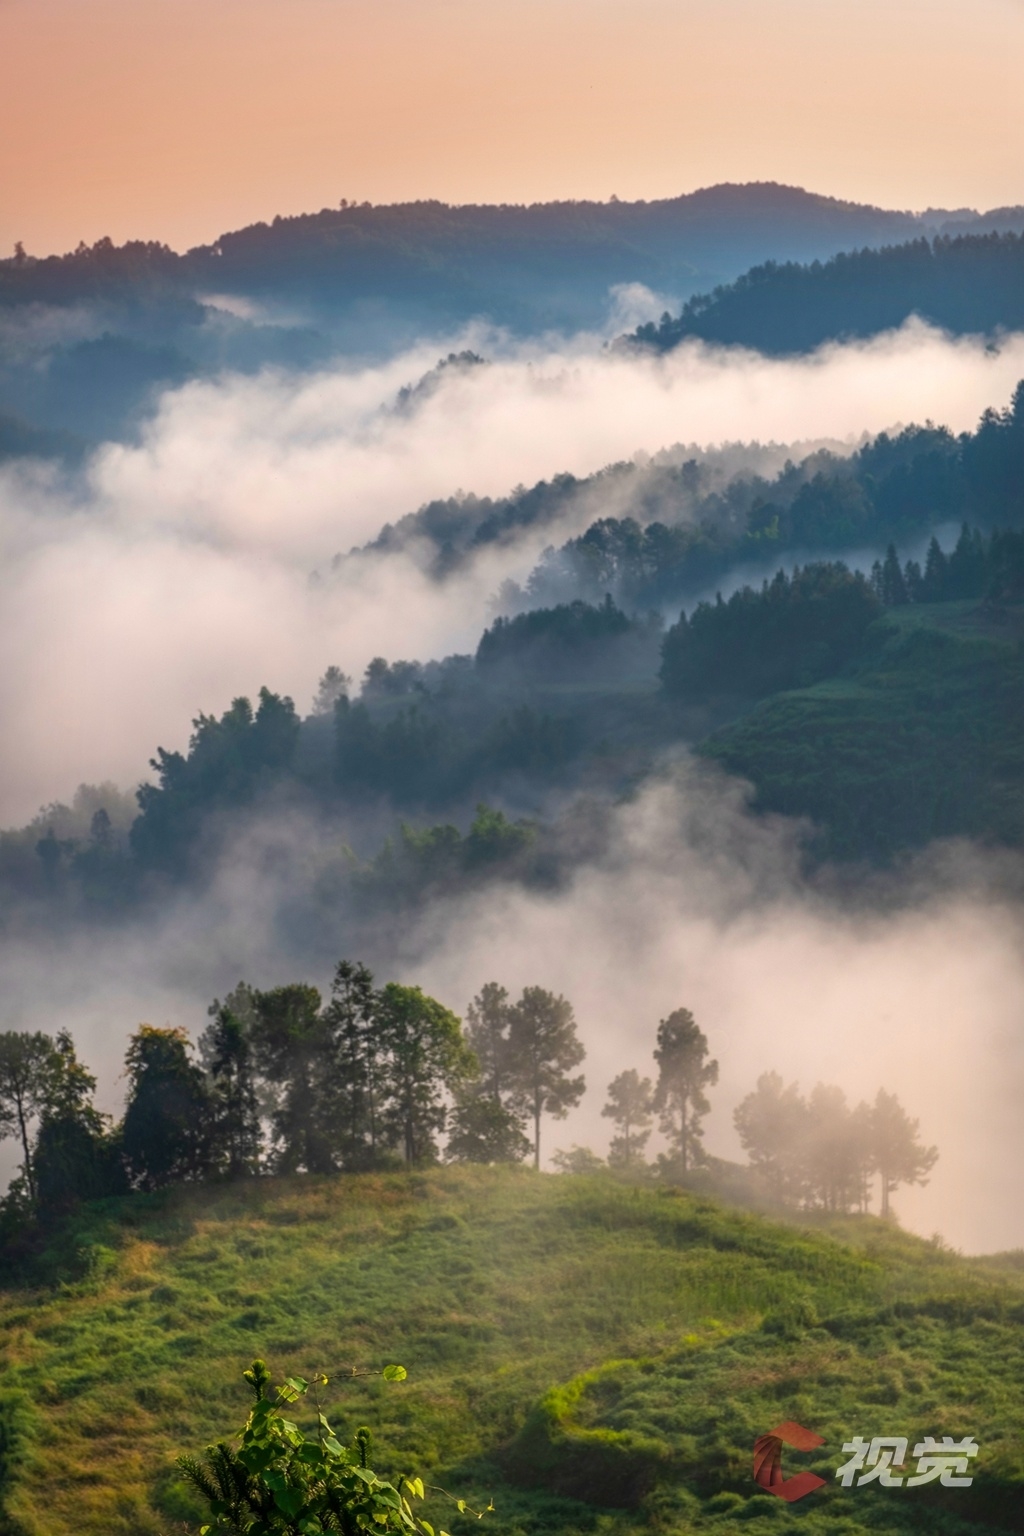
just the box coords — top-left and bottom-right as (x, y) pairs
(1, 1169), (1022, 1536)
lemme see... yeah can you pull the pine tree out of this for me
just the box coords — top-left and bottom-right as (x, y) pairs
(121, 1026), (212, 1190)
(374, 984), (474, 1164)
(602, 1069), (653, 1170)
(250, 985), (334, 1175)
(652, 1009), (717, 1175)
(922, 535), (949, 600)
(201, 994), (262, 1178)
(321, 960), (380, 1170)
(505, 987), (586, 1169)
(880, 544), (908, 605)
(869, 1088), (938, 1217)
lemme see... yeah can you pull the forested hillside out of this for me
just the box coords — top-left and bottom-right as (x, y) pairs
(344, 379), (1024, 610)
(632, 232), (1024, 355)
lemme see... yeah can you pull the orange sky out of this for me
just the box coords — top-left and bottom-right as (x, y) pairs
(2, 0), (1023, 256)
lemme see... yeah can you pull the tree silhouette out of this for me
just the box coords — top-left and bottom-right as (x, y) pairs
(251, 985), (334, 1175)
(869, 1088), (938, 1217)
(121, 1026), (211, 1190)
(505, 987), (586, 1169)
(200, 998), (262, 1178)
(733, 1070), (808, 1202)
(374, 984), (474, 1164)
(602, 1069), (653, 1170)
(652, 1009), (718, 1174)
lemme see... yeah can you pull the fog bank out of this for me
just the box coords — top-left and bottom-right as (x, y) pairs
(2, 319), (1023, 825)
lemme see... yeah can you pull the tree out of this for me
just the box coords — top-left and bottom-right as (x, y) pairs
(0, 1031), (62, 1208)
(652, 1008), (718, 1175)
(464, 983), (513, 1102)
(879, 543), (908, 605)
(251, 985), (335, 1175)
(505, 987), (586, 1169)
(321, 960), (379, 1169)
(312, 665), (351, 716)
(601, 1069), (653, 1171)
(733, 1071), (808, 1202)
(374, 984), (474, 1164)
(121, 1025), (212, 1190)
(800, 1085), (871, 1214)
(201, 993), (263, 1178)
(445, 1092), (531, 1164)
(33, 1030), (124, 1216)
(869, 1088), (938, 1218)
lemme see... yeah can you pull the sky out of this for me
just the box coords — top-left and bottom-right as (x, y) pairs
(2, 0), (1023, 256)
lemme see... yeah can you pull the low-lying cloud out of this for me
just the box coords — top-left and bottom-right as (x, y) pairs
(2, 317), (1023, 825)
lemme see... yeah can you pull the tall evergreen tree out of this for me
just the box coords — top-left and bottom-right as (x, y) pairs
(464, 983), (513, 1102)
(449, 981), (532, 1163)
(200, 994), (262, 1178)
(601, 1069), (653, 1170)
(321, 960), (379, 1169)
(121, 1026), (212, 1190)
(869, 1088), (938, 1218)
(652, 1008), (717, 1175)
(505, 987), (586, 1169)
(250, 985), (334, 1174)
(374, 984), (474, 1164)
(880, 543), (908, 605)
(922, 535), (949, 600)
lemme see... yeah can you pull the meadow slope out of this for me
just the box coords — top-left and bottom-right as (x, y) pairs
(1, 1169), (1022, 1536)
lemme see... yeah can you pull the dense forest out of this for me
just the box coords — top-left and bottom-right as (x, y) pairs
(3, 515), (1023, 929)
(632, 231), (1024, 355)
(343, 377), (1024, 614)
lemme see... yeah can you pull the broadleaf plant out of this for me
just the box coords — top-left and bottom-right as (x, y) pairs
(178, 1358), (457, 1536)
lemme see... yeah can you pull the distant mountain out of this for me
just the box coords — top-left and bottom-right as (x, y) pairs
(632, 231), (1024, 355)
(2, 184), (1023, 445)
(4, 183), (1024, 334)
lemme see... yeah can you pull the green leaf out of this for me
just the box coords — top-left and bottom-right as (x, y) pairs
(420, 1521), (435, 1535)
(404, 1477), (425, 1501)
(456, 1501), (467, 1514)
(274, 1487), (308, 1519)
(382, 1364), (407, 1381)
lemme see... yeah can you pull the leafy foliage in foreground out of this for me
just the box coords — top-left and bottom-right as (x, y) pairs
(179, 1358), (425, 1536)
(0, 1169), (1021, 1536)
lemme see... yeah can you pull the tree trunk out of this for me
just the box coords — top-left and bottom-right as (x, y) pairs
(680, 1098), (688, 1174)
(880, 1173), (890, 1218)
(534, 1099), (541, 1170)
(15, 1091), (35, 1207)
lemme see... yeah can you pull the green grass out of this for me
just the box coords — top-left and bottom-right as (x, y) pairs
(0, 1170), (1022, 1535)
(702, 604), (1024, 860)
